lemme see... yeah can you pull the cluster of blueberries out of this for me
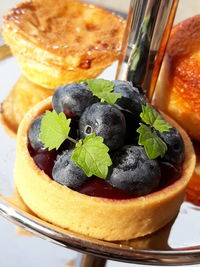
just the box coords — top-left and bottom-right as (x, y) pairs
(28, 80), (184, 197)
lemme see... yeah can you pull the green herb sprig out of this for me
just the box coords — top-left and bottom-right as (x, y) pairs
(39, 110), (112, 179)
(78, 78), (121, 104)
(137, 103), (172, 159)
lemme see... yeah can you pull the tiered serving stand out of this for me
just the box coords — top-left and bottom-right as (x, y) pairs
(0, 0), (200, 266)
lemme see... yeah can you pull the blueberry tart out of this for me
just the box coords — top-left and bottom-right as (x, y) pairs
(14, 80), (195, 241)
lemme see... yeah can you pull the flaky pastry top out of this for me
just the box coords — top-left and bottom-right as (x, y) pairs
(165, 15), (200, 113)
(3, 0), (125, 59)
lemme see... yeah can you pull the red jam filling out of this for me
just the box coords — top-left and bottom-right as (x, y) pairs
(28, 144), (182, 200)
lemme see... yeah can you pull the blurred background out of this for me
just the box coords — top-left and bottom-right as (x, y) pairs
(0, 0), (200, 266)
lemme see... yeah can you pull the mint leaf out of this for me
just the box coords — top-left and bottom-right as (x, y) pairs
(140, 104), (171, 132)
(71, 133), (112, 178)
(137, 123), (167, 159)
(81, 78), (121, 104)
(97, 92), (122, 104)
(87, 78), (114, 93)
(39, 110), (71, 150)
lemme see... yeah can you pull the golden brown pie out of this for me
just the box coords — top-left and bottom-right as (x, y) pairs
(155, 15), (200, 206)
(2, 0), (125, 89)
(155, 15), (200, 141)
(14, 97), (195, 241)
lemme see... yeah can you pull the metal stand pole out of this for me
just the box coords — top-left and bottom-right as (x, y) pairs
(75, 253), (106, 267)
(116, 0), (179, 101)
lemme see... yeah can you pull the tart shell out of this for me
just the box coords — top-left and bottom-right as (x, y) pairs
(14, 97), (195, 241)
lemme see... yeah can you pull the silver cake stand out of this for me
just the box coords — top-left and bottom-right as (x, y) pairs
(1, 0), (200, 266)
(1, 192), (200, 266)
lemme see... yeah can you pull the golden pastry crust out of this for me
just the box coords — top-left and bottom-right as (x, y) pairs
(2, 0), (125, 88)
(155, 15), (200, 140)
(14, 97), (195, 241)
(0, 75), (52, 137)
(186, 141), (200, 205)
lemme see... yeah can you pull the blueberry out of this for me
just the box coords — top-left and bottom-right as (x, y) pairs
(157, 127), (185, 164)
(113, 80), (147, 120)
(52, 150), (87, 189)
(112, 81), (147, 143)
(107, 145), (161, 196)
(79, 103), (126, 150)
(28, 115), (44, 151)
(52, 83), (97, 117)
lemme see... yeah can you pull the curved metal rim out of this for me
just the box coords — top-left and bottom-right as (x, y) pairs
(0, 197), (200, 266)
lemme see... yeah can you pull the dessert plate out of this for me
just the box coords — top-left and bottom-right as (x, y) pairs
(0, 55), (200, 266)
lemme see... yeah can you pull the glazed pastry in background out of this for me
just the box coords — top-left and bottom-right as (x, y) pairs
(14, 96), (195, 241)
(155, 15), (200, 141)
(155, 15), (200, 206)
(0, 75), (52, 137)
(2, 0), (125, 89)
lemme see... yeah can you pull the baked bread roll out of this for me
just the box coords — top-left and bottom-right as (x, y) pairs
(2, 0), (125, 88)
